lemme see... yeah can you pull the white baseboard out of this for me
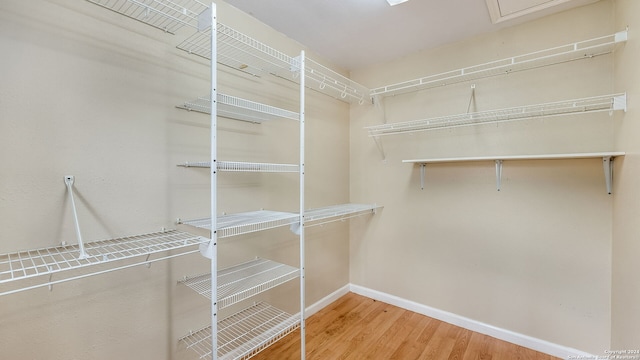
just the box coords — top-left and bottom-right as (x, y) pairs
(305, 284), (351, 318)
(349, 284), (595, 359)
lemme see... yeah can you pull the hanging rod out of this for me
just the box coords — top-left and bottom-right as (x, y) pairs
(366, 93), (626, 137)
(370, 30), (628, 97)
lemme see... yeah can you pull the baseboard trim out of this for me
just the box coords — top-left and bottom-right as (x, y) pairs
(305, 284), (351, 318)
(349, 284), (595, 359)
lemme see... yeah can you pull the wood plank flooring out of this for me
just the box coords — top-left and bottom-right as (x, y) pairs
(251, 292), (560, 360)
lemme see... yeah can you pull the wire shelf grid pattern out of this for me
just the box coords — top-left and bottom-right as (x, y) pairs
(179, 258), (299, 308)
(366, 93), (626, 137)
(180, 302), (299, 360)
(305, 203), (380, 227)
(0, 230), (207, 286)
(177, 94), (299, 123)
(176, 23), (371, 104)
(179, 210), (299, 238)
(86, 0), (209, 34)
(370, 31), (627, 97)
(178, 161), (299, 173)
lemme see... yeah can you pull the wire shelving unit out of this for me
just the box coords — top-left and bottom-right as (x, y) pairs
(177, 93), (300, 123)
(179, 302), (300, 360)
(176, 23), (370, 104)
(305, 203), (381, 227)
(0, 229), (208, 296)
(179, 258), (299, 308)
(370, 30), (628, 97)
(366, 93), (627, 137)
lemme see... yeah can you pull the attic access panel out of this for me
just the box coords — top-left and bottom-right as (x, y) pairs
(485, 0), (600, 24)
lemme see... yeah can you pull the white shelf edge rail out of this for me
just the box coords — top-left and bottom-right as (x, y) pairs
(179, 302), (300, 360)
(403, 152), (625, 194)
(177, 93), (300, 123)
(178, 258), (300, 308)
(0, 229), (207, 296)
(370, 30), (628, 97)
(86, 0), (209, 34)
(176, 23), (371, 104)
(178, 161), (300, 173)
(366, 93), (627, 137)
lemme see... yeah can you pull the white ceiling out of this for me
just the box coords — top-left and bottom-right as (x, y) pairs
(223, 0), (599, 71)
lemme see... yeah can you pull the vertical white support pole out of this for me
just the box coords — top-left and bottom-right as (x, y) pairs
(299, 50), (306, 360)
(495, 160), (503, 191)
(64, 176), (88, 259)
(603, 156), (613, 195)
(201, 4), (218, 359)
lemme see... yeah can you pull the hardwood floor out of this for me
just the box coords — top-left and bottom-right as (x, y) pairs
(251, 292), (560, 360)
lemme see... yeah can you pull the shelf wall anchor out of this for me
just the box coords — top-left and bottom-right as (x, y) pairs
(495, 160), (503, 191)
(64, 176), (88, 259)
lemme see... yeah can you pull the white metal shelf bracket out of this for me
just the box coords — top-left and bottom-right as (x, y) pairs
(420, 164), (426, 190)
(64, 176), (88, 260)
(495, 160), (503, 191)
(603, 156), (614, 195)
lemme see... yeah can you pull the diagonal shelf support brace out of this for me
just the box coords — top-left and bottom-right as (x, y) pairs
(64, 176), (88, 259)
(372, 136), (386, 160)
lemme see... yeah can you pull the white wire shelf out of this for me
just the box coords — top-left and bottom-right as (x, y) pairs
(86, 0), (209, 34)
(176, 23), (370, 104)
(177, 93), (300, 123)
(180, 302), (299, 360)
(178, 210), (299, 238)
(179, 258), (299, 308)
(179, 203), (380, 237)
(366, 93), (627, 137)
(370, 30), (628, 97)
(0, 230), (208, 296)
(178, 161), (300, 173)
(305, 203), (380, 227)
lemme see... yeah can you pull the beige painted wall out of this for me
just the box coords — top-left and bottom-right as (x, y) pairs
(350, 1), (617, 354)
(612, 0), (640, 349)
(0, 0), (350, 359)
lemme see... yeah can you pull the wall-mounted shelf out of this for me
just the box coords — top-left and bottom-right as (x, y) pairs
(370, 30), (628, 98)
(178, 258), (299, 308)
(177, 93), (300, 123)
(176, 23), (370, 104)
(305, 203), (381, 227)
(86, 0), (208, 34)
(180, 302), (299, 360)
(403, 152), (625, 193)
(366, 93), (626, 137)
(179, 210), (299, 238)
(178, 161), (300, 173)
(178, 203), (380, 237)
(0, 229), (208, 296)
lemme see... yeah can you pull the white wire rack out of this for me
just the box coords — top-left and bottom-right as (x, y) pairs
(86, 0), (209, 34)
(179, 258), (299, 308)
(305, 203), (380, 227)
(0, 230), (208, 296)
(177, 93), (300, 123)
(366, 93), (627, 137)
(179, 210), (299, 238)
(176, 23), (370, 104)
(370, 30), (628, 97)
(178, 161), (300, 173)
(180, 302), (299, 360)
